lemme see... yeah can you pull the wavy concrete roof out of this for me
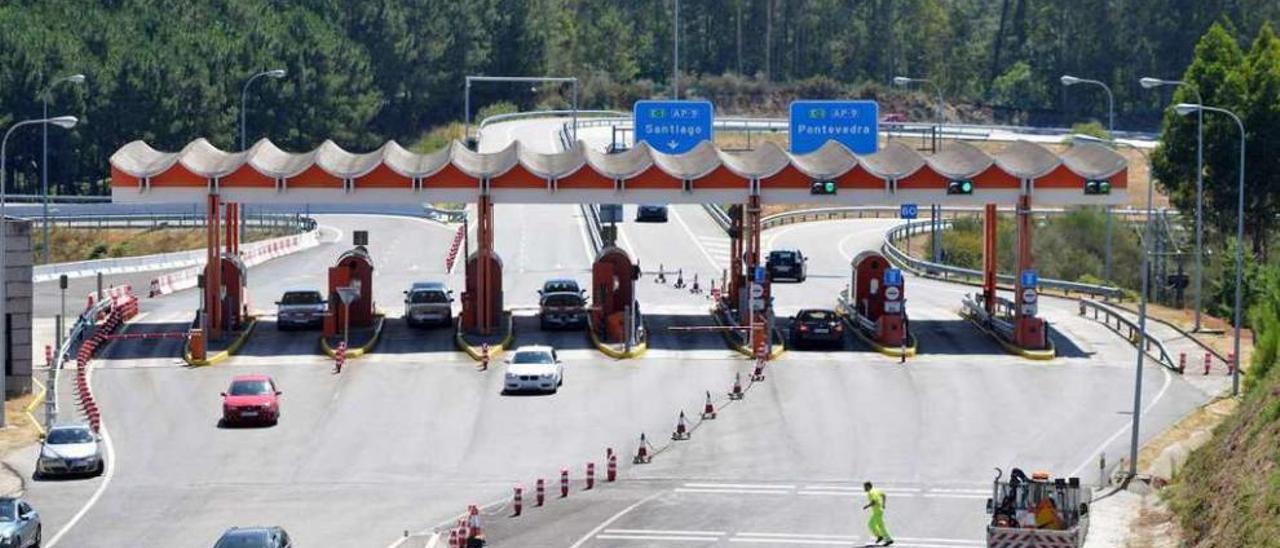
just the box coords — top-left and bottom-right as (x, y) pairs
(110, 137), (1127, 184)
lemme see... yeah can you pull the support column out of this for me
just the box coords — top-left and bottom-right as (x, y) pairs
(205, 193), (222, 339)
(1013, 194), (1046, 349)
(728, 205), (743, 308)
(982, 203), (997, 316)
(224, 202), (236, 255)
(477, 193), (495, 335)
(745, 195), (767, 358)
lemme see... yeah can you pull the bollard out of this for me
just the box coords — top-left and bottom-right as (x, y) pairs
(448, 528), (460, 548)
(334, 341), (346, 373)
(701, 390), (716, 420)
(560, 468), (570, 498)
(752, 358), (766, 382)
(480, 343), (490, 371)
(607, 452), (618, 482)
(512, 485), (523, 516)
(1178, 352), (1187, 374)
(1227, 353), (1236, 375)
(656, 264), (667, 284)
(690, 273), (700, 294)
(1099, 453), (1107, 487)
(674, 268), (685, 289)
(1204, 352), (1212, 375)
(536, 478), (546, 506)
(586, 462), (595, 490)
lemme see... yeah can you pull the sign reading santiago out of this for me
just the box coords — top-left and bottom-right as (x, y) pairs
(633, 100), (714, 154)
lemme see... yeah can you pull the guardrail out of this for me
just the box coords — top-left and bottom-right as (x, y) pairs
(5, 195), (112, 203)
(33, 212), (313, 231)
(422, 205), (467, 224)
(48, 290), (116, 428)
(702, 204), (733, 232)
(580, 204), (604, 255)
(1078, 299), (1179, 371)
(883, 219), (1126, 300)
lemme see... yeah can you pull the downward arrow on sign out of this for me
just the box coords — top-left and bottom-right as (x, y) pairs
(668, 140), (679, 150)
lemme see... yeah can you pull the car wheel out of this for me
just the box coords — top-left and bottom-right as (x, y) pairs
(33, 525), (41, 548)
(32, 470), (42, 481)
(94, 460), (105, 476)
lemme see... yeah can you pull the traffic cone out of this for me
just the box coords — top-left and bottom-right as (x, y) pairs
(752, 358), (766, 381)
(729, 372), (744, 400)
(586, 462), (596, 490)
(607, 451), (618, 482)
(690, 274), (701, 294)
(1204, 352), (1212, 375)
(701, 390), (716, 420)
(560, 468), (570, 498)
(479, 343), (490, 371)
(448, 528), (459, 548)
(1178, 352), (1187, 374)
(633, 433), (652, 464)
(672, 411), (691, 440)
(674, 268), (685, 289)
(536, 478), (546, 506)
(656, 264), (667, 284)
(512, 485), (523, 516)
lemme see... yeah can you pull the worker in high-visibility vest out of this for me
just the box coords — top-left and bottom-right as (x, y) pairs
(862, 481), (894, 546)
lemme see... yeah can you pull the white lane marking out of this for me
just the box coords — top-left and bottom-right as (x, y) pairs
(683, 482), (795, 490)
(567, 491), (666, 548)
(46, 366), (117, 547)
(802, 485), (922, 492)
(1068, 365), (1174, 479)
(675, 487), (792, 495)
(729, 538), (851, 545)
(605, 529), (724, 536)
(616, 219), (637, 257)
(737, 532), (858, 540)
(596, 534), (719, 542)
(669, 207), (722, 270)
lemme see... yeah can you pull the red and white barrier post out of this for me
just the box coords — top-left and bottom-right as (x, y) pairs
(702, 390), (716, 420)
(560, 468), (570, 498)
(536, 478), (546, 506)
(586, 462), (595, 490)
(607, 449), (617, 482)
(1227, 352), (1236, 375)
(672, 411), (690, 440)
(512, 485), (523, 516)
(633, 433), (651, 464)
(1178, 352), (1187, 374)
(1204, 352), (1212, 375)
(334, 341), (346, 373)
(479, 343), (490, 371)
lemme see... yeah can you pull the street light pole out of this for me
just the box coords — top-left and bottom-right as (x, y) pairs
(1176, 103), (1246, 396)
(1061, 75), (1117, 281)
(673, 0), (680, 99)
(463, 76), (580, 146)
(2, 116), (78, 425)
(41, 73), (85, 265)
(240, 69), (287, 151)
(1142, 77), (1205, 331)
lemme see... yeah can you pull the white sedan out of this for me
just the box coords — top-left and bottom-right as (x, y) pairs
(503, 346), (564, 394)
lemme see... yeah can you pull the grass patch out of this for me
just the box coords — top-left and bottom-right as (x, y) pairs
(37, 226), (294, 265)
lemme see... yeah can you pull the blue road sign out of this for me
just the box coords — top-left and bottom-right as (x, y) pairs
(884, 268), (904, 287)
(634, 100), (714, 154)
(900, 203), (918, 220)
(754, 266), (767, 284)
(1021, 270), (1039, 287)
(789, 100), (880, 155)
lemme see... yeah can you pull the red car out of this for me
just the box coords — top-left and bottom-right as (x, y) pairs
(221, 375), (281, 426)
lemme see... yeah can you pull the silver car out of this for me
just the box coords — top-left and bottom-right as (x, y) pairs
(404, 282), (454, 327)
(36, 424), (104, 478)
(276, 289), (327, 330)
(0, 497), (41, 548)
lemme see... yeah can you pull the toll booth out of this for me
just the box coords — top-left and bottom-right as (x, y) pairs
(325, 246), (376, 337)
(461, 250), (503, 332)
(850, 251), (906, 347)
(591, 247), (637, 343)
(205, 253), (248, 332)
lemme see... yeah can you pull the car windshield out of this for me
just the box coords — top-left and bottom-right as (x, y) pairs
(543, 294), (583, 307)
(214, 530), (271, 547)
(512, 351), (554, 365)
(800, 310), (835, 321)
(47, 428), (94, 445)
(543, 281), (578, 294)
(229, 380), (272, 396)
(0, 500), (13, 522)
(281, 292), (321, 305)
(410, 290), (448, 304)
(770, 251), (796, 264)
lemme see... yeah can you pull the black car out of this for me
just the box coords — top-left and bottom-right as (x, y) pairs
(635, 204), (669, 222)
(766, 249), (808, 283)
(790, 309), (844, 349)
(214, 526), (293, 548)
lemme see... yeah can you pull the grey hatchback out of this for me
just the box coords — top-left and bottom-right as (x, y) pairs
(213, 526), (293, 547)
(0, 497), (40, 548)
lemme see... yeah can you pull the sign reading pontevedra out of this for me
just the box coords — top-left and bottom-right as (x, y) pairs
(789, 100), (879, 155)
(633, 100), (714, 154)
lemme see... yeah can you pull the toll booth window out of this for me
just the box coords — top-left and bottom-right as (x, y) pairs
(410, 291), (449, 304)
(281, 291), (323, 305)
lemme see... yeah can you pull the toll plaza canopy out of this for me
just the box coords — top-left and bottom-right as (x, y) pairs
(109, 138), (1128, 206)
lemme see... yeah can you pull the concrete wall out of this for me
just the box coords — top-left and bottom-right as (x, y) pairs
(4, 218), (32, 397)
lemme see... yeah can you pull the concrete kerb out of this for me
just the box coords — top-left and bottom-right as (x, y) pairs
(708, 305), (785, 359)
(455, 314), (516, 362)
(182, 318), (259, 367)
(837, 313), (919, 358)
(25, 377), (48, 438)
(319, 314), (386, 359)
(958, 309), (1057, 361)
(585, 317), (648, 360)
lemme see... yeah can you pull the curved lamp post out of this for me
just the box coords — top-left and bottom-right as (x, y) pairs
(41, 73), (85, 264)
(240, 68), (287, 151)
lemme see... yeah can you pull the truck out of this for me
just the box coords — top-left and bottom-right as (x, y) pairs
(985, 468), (1090, 548)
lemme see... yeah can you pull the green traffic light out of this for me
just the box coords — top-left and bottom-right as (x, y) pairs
(961, 180), (973, 193)
(824, 181), (836, 193)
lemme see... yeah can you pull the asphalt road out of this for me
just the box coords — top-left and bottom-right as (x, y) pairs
(11, 117), (1223, 548)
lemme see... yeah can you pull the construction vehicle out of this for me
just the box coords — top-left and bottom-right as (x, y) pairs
(985, 468), (1090, 548)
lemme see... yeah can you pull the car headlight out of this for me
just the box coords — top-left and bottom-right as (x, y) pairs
(540, 373), (554, 379)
